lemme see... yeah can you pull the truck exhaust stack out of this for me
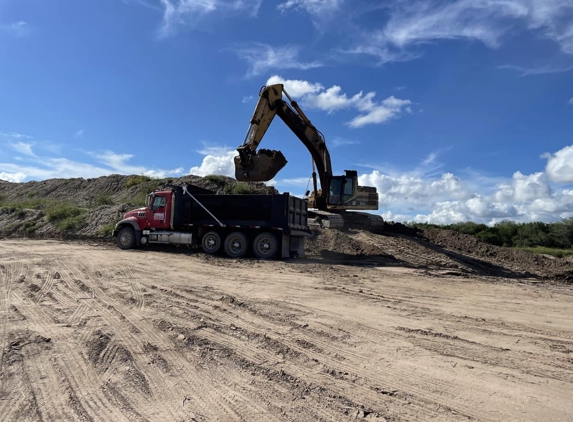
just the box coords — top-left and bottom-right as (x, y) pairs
(234, 149), (288, 182)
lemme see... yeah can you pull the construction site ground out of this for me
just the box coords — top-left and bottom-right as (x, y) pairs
(1, 233), (573, 422)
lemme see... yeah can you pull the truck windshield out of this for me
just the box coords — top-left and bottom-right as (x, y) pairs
(145, 194), (152, 208)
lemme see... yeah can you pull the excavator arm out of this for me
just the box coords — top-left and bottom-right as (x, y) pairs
(235, 84), (332, 207)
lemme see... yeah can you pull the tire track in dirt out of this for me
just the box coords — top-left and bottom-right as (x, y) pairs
(4, 254), (133, 421)
(142, 281), (473, 420)
(57, 259), (272, 422)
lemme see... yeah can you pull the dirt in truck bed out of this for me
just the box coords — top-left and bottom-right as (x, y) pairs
(1, 235), (572, 422)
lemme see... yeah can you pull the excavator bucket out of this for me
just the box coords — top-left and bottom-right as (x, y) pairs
(234, 149), (288, 182)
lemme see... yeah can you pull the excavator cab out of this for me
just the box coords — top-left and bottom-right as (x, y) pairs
(327, 171), (379, 211)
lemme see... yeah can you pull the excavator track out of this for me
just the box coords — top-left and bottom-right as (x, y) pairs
(308, 210), (345, 229)
(309, 210), (384, 232)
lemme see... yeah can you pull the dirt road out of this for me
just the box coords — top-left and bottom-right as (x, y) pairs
(1, 239), (572, 421)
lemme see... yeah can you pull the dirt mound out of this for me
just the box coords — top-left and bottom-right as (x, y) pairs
(305, 228), (395, 261)
(423, 228), (573, 280)
(0, 174), (277, 239)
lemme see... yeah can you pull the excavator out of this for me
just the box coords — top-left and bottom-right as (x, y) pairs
(234, 84), (384, 230)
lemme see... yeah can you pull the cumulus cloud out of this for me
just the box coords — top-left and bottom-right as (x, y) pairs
(189, 145), (237, 177)
(232, 43), (323, 77)
(543, 145), (573, 183)
(359, 145), (573, 224)
(0, 172), (26, 183)
(267, 75), (412, 127)
(267, 75), (324, 97)
(157, 0), (261, 37)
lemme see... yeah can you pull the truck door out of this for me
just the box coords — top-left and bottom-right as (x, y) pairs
(150, 195), (170, 230)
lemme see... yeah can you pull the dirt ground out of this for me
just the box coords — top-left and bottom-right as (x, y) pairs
(1, 239), (573, 422)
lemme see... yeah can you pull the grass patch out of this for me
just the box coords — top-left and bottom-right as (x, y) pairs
(231, 182), (252, 194)
(46, 202), (83, 222)
(95, 194), (114, 206)
(517, 246), (573, 258)
(1, 198), (50, 211)
(98, 223), (116, 237)
(204, 175), (227, 183)
(127, 175), (152, 188)
(57, 215), (85, 231)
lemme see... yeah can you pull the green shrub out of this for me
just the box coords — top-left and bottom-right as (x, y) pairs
(23, 221), (39, 234)
(0, 194), (5, 203)
(98, 223), (116, 237)
(204, 175), (227, 183)
(57, 215), (85, 231)
(95, 194), (114, 206)
(232, 183), (252, 194)
(46, 203), (83, 222)
(26, 190), (37, 198)
(127, 175), (152, 188)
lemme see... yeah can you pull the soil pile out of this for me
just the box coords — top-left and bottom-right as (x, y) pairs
(305, 228), (394, 261)
(422, 228), (573, 281)
(0, 174), (277, 239)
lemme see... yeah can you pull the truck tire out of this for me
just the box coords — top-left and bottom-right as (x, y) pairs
(224, 232), (249, 258)
(253, 232), (278, 259)
(117, 227), (136, 250)
(202, 231), (222, 254)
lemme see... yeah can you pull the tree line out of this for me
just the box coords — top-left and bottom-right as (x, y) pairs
(409, 218), (573, 249)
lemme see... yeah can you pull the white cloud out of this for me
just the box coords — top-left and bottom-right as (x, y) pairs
(0, 131), (32, 139)
(360, 144), (573, 224)
(278, 0), (344, 15)
(0, 172), (26, 183)
(499, 63), (573, 76)
(233, 44), (323, 77)
(189, 146), (237, 177)
(0, 133), (185, 181)
(91, 150), (184, 178)
(331, 137), (359, 147)
(267, 75), (324, 97)
(543, 145), (573, 183)
(75, 129), (85, 138)
(9, 141), (37, 157)
(157, 0), (261, 37)
(0, 21), (29, 37)
(569, 97), (573, 104)
(346, 0), (573, 64)
(242, 95), (254, 103)
(266, 75), (412, 127)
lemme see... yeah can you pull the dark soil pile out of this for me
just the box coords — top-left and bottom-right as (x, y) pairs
(305, 229), (395, 261)
(423, 228), (573, 281)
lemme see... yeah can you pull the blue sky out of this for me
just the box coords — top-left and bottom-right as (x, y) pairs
(1, 0), (572, 224)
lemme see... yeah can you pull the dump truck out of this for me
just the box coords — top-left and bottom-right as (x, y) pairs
(112, 184), (310, 259)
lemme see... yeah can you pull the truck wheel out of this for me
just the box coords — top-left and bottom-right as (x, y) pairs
(224, 232), (249, 258)
(202, 231), (221, 254)
(117, 227), (136, 250)
(253, 232), (278, 259)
